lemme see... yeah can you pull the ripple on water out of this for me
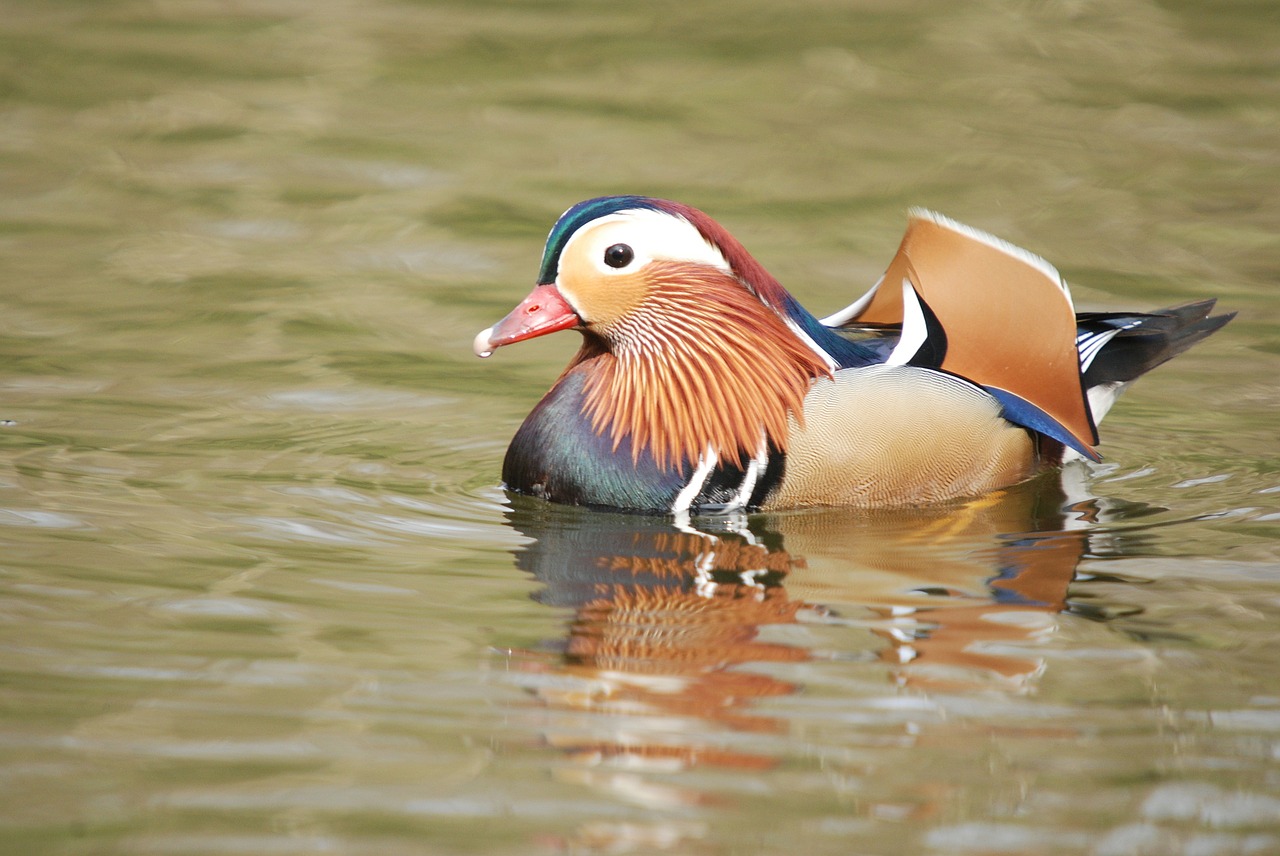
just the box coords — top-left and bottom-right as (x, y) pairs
(152, 597), (302, 621)
(308, 578), (419, 596)
(221, 387), (515, 545)
(198, 219), (309, 241)
(0, 508), (91, 529)
(121, 834), (356, 855)
(924, 823), (1090, 852)
(232, 515), (394, 547)
(253, 388), (454, 412)
(1094, 825), (1278, 856)
(234, 479), (515, 549)
(45, 657), (334, 688)
(1189, 708), (1280, 732)
(1142, 783), (1280, 828)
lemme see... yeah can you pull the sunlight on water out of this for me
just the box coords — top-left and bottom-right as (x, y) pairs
(0, 1), (1277, 854)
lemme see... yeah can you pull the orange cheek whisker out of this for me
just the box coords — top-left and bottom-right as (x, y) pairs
(579, 264), (829, 474)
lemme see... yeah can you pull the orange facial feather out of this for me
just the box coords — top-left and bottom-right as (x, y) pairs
(579, 262), (831, 473)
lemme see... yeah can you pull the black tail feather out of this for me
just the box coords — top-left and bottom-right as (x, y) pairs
(1078, 299), (1235, 388)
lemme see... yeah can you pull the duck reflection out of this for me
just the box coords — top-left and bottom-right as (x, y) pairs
(775, 482), (1086, 693)
(503, 475), (1103, 817)
(509, 506), (807, 785)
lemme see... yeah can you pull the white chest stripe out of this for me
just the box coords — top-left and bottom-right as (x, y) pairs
(670, 438), (771, 516)
(724, 438), (769, 512)
(671, 444), (718, 515)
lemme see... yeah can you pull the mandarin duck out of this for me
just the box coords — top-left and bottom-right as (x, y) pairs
(473, 196), (1232, 513)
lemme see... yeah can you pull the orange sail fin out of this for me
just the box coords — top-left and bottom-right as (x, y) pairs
(837, 211), (1098, 457)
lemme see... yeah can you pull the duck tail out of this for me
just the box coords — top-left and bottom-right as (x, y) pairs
(1076, 299), (1235, 424)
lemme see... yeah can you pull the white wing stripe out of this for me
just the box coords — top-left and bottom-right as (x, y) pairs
(884, 279), (927, 366)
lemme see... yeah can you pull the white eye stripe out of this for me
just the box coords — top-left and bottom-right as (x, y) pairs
(560, 209), (732, 277)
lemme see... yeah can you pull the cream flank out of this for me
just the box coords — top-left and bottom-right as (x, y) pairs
(767, 365), (1036, 509)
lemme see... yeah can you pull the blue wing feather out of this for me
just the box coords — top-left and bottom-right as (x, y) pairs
(983, 386), (1100, 461)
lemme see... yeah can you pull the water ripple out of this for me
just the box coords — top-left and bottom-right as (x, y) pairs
(0, 508), (91, 529)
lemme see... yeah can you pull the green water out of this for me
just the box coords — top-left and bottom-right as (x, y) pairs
(1, 2), (1278, 854)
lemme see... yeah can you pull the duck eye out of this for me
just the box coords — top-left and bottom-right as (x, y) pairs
(603, 243), (635, 269)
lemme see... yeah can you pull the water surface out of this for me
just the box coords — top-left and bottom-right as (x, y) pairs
(1, 2), (1278, 854)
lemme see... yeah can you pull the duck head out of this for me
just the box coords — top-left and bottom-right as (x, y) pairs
(474, 196), (835, 472)
(474, 196), (803, 357)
